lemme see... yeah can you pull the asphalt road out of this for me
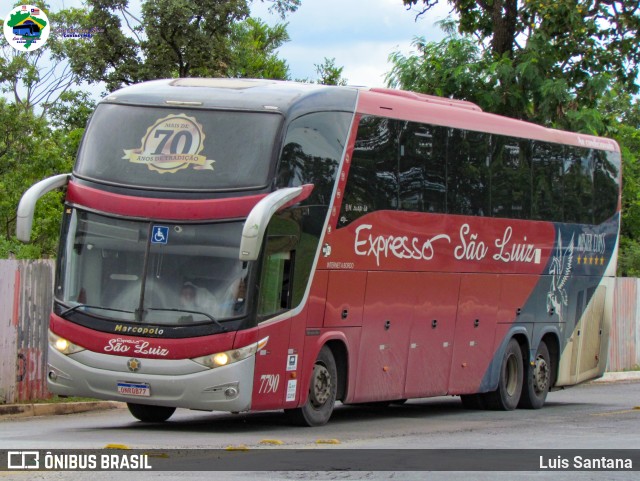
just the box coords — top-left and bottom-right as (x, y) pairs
(1, 380), (639, 480)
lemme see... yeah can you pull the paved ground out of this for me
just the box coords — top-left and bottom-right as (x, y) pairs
(2, 371), (638, 420)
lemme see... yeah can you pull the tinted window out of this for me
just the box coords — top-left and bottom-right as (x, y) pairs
(448, 129), (490, 216)
(490, 137), (531, 219)
(340, 114), (619, 226)
(399, 122), (447, 213)
(563, 147), (594, 223)
(531, 142), (564, 221)
(340, 116), (400, 226)
(593, 150), (620, 223)
(76, 104), (282, 191)
(260, 111), (351, 316)
(277, 111), (351, 210)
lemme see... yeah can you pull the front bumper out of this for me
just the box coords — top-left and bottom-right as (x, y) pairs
(47, 346), (255, 412)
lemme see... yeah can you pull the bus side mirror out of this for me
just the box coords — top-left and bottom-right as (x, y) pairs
(240, 185), (312, 261)
(16, 173), (70, 242)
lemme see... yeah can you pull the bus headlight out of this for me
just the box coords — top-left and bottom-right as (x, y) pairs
(192, 336), (268, 369)
(49, 330), (86, 355)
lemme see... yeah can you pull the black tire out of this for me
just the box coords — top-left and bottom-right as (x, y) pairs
(285, 346), (337, 427)
(484, 338), (523, 411)
(127, 403), (176, 422)
(518, 341), (551, 409)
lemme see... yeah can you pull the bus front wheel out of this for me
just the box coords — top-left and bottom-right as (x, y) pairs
(485, 338), (523, 410)
(127, 403), (176, 422)
(518, 341), (551, 409)
(285, 346), (337, 427)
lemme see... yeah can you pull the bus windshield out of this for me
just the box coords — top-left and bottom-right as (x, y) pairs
(56, 210), (249, 326)
(75, 104), (282, 191)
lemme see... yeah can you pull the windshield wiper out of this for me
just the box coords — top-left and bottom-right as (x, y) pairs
(60, 304), (135, 318)
(148, 308), (227, 332)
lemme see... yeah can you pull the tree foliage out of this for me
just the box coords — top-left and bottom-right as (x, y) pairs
(57, 0), (296, 92)
(0, 99), (73, 258)
(228, 17), (290, 79)
(314, 57), (347, 86)
(399, 1), (640, 126)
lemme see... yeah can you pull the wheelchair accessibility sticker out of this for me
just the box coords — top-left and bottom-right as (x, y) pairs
(151, 226), (169, 244)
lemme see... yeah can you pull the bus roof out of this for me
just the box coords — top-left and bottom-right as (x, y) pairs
(101, 78), (360, 119)
(357, 88), (620, 153)
(102, 78), (620, 153)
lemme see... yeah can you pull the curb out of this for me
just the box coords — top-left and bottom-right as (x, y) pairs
(0, 401), (125, 420)
(590, 371), (640, 384)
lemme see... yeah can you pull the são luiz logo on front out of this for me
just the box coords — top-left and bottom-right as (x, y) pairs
(3, 5), (50, 52)
(122, 113), (215, 174)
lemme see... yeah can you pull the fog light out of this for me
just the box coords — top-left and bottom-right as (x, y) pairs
(48, 370), (57, 381)
(224, 387), (238, 398)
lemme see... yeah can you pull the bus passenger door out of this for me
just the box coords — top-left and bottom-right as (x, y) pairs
(404, 273), (460, 398)
(448, 274), (500, 394)
(354, 272), (414, 403)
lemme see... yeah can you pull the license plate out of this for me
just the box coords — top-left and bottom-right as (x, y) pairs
(117, 382), (150, 397)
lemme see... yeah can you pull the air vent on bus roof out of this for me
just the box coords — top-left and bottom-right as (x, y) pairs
(170, 78), (272, 89)
(369, 88), (482, 112)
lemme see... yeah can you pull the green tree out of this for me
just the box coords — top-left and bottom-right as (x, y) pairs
(296, 57), (348, 86)
(228, 17), (290, 79)
(397, 1), (640, 128)
(0, 6), (95, 258)
(57, 0), (298, 92)
(0, 99), (71, 258)
(603, 91), (640, 276)
(314, 57), (347, 86)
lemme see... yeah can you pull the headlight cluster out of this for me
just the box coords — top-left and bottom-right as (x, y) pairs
(192, 336), (268, 369)
(49, 330), (86, 355)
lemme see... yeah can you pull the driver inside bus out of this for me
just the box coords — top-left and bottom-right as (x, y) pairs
(179, 282), (198, 311)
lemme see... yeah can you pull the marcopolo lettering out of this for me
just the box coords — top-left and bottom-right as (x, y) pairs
(114, 325), (164, 336)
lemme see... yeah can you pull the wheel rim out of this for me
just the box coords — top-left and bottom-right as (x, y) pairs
(505, 353), (519, 397)
(533, 355), (549, 394)
(309, 363), (331, 408)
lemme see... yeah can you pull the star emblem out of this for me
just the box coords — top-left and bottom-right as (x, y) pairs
(127, 358), (141, 372)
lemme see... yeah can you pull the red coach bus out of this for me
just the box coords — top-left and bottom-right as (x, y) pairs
(17, 79), (620, 425)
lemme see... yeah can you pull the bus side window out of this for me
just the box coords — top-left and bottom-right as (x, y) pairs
(257, 249), (294, 319)
(532, 142), (564, 222)
(593, 150), (620, 223)
(398, 122), (446, 213)
(257, 224), (299, 320)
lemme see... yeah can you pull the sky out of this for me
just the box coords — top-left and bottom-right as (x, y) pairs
(2, 0), (452, 100)
(251, 0), (451, 87)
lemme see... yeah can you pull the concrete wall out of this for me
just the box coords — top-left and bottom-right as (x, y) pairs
(609, 277), (640, 371)
(0, 259), (638, 402)
(0, 260), (54, 403)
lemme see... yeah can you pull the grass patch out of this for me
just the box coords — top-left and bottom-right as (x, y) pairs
(622, 364), (640, 372)
(16, 396), (99, 404)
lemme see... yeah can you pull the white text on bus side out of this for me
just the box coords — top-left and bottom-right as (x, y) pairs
(354, 224), (451, 267)
(104, 339), (170, 357)
(454, 224), (539, 264)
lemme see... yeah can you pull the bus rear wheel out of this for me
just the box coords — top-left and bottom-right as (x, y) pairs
(285, 346), (337, 427)
(127, 403), (176, 422)
(485, 338), (523, 410)
(518, 341), (551, 409)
